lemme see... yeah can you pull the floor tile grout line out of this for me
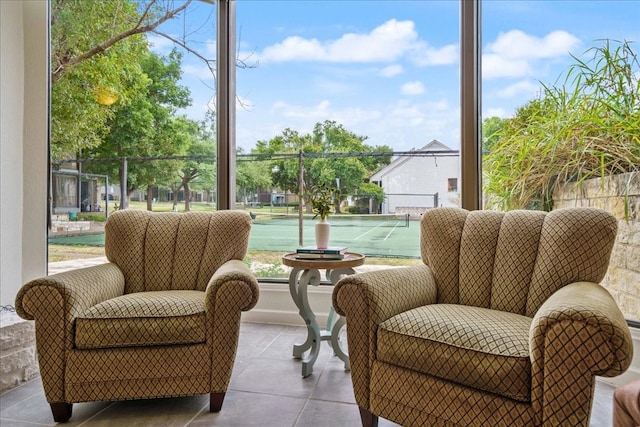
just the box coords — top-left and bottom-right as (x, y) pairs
(184, 400), (210, 426)
(0, 377), (42, 411)
(0, 417), (52, 426)
(76, 403), (116, 427)
(293, 396), (314, 427)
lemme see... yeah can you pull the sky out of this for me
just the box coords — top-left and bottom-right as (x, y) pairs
(151, 0), (640, 152)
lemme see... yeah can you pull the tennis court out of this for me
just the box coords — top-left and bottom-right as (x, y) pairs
(48, 213), (421, 258)
(250, 213), (419, 257)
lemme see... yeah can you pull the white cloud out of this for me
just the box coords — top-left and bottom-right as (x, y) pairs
(314, 78), (356, 96)
(272, 100), (332, 120)
(182, 64), (215, 81)
(483, 54), (531, 78)
(270, 100), (384, 130)
(378, 99), (458, 148)
(260, 36), (325, 62)
(483, 108), (510, 119)
(495, 80), (540, 98)
(203, 39), (217, 58)
(401, 81), (425, 95)
(483, 30), (580, 79)
(380, 64), (404, 77)
(390, 103), (426, 126)
(255, 19), (460, 72)
(411, 43), (458, 66)
(147, 34), (176, 54)
(487, 30), (580, 59)
(236, 95), (460, 152)
(332, 107), (385, 129)
(259, 19), (419, 63)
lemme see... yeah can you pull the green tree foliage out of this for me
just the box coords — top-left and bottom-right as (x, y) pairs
(179, 117), (216, 212)
(50, 0), (150, 158)
(483, 40), (640, 211)
(254, 128), (310, 197)
(358, 182), (385, 205)
(481, 116), (505, 153)
(84, 50), (192, 207)
(50, 0), (206, 161)
(254, 120), (392, 212)
(237, 148), (272, 207)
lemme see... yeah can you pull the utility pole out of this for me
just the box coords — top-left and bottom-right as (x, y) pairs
(298, 150), (304, 246)
(120, 157), (128, 209)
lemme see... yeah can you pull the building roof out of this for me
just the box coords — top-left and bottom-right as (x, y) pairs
(369, 139), (458, 181)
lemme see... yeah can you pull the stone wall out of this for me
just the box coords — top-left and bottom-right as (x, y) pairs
(0, 311), (38, 393)
(553, 171), (640, 321)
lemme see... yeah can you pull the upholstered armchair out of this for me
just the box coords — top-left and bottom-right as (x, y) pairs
(16, 210), (259, 423)
(333, 207), (633, 427)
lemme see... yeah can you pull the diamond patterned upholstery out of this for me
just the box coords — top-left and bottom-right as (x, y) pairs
(15, 210), (259, 422)
(333, 207), (633, 427)
(75, 290), (206, 349)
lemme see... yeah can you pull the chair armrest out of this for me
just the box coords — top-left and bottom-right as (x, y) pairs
(16, 262), (125, 337)
(332, 264), (437, 323)
(530, 281), (633, 376)
(529, 281), (633, 425)
(14, 262), (125, 403)
(332, 264), (437, 410)
(205, 259), (259, 313)
(205, 259), (260, 392)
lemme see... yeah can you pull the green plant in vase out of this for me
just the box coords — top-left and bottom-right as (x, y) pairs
(305, 184), (339, 248)
(307, 184), (338, 220)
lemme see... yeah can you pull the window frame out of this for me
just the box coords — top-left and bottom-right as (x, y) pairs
(219, 0), (482, 212)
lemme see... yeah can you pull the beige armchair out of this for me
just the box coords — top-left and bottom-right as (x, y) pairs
(333, 207), (633, 427)
(16, 210), (259, 423)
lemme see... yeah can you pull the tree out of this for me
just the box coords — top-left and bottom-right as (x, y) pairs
(177, 117), (216, 212)
(253, 121), (392, 213)
(50, 0), (255, 160)
(50, 0), (151, 159)
(254, 128), (310, 197)
(357, 182), (386, 213)
(306, 121), (392, 212)
(237, 148), (272, 207)
(84, 49), (192, 208)
(481, 117), (506, 153)
(51, 0), (193, 84)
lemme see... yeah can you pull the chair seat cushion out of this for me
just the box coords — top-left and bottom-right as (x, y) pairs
(75, 290), (206, 349)
(378, 304), (532, 402)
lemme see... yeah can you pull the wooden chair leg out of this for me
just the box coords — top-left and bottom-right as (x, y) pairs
(359, 406), (379, 427)
(50, 402), (73, 423)
(210, 392), (226, 412)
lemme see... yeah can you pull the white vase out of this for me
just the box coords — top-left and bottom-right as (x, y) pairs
(315, 218), (331, 249)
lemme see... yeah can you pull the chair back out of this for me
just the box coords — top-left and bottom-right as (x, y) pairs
(420, 207), (617, 316)
(105, 210), (252, 293)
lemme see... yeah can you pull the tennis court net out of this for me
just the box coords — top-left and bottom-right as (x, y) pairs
(251, 212), (410, 228)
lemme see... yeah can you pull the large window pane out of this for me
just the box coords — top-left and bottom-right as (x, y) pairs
(48, 1), (218, 259)
(236, 1), (461, 276)
(481, 1), (640, 322)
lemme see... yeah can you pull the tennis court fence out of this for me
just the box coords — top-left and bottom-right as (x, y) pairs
(250, 212), (410, 228)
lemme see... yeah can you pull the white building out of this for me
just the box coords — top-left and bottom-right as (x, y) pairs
(369, 140), (460, 216)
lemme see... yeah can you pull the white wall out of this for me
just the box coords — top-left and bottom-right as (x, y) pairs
(376, 155), (460, 214)
(0, 1), (48, 307)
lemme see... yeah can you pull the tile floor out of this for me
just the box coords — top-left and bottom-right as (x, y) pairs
(1, 321), (617, 427)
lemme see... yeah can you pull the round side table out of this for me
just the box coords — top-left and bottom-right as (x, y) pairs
(282, 252), (365, 377)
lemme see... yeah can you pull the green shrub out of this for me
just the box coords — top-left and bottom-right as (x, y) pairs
(483, 40), (640, 212)
(77, 213), (107, 222)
